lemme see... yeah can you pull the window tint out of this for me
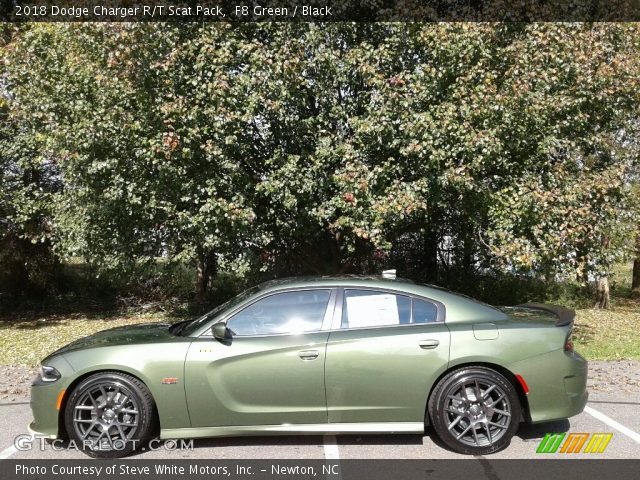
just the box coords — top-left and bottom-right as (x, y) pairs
(342, 290), (411, 328)
(226, 290), (331, 336)
(412, 298), (438, 324)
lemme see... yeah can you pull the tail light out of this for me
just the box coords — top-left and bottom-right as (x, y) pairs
(564, 332), (574, 352)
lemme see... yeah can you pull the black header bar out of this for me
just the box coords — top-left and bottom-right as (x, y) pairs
(2, 0), (640, 22)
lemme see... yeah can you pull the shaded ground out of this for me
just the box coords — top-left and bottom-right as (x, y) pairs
(0, 311), (175, 366)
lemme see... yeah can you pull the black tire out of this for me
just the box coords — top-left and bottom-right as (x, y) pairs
(428, 367), (522, 455)
(64, 372), (157, 458)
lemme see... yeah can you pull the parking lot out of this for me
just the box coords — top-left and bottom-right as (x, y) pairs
(0, 389), (637, 460)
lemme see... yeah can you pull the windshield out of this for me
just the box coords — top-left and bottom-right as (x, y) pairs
(177, 285), (262, 336)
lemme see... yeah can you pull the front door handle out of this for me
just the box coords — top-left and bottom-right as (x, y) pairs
(298, 350), (319, 360)
(419, 339), (440, 349)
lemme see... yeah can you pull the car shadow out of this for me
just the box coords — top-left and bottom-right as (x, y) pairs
(124, 433), (430, 456)
(180, 435), (328, 449)
(515, 419), (571, 440)
(140, 421), (571, 455)
(163, 427), (508, 454)
(164, 433), (428, 451)
(51, 421), (573, 457)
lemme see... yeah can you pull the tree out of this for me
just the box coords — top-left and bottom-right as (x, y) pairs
(1, 25), (62, 298)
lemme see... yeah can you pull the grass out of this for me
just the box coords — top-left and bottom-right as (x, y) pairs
(573, 299), (640, 360)
(570, 262), (640, 360)
(0, 264), (638, 366)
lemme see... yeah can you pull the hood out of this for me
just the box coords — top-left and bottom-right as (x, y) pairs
(45, 322), (175, 359)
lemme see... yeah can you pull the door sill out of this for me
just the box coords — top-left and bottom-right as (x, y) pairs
(161, 422), (424, 439)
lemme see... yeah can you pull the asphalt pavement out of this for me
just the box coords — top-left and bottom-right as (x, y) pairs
(0, 391), (638, 460)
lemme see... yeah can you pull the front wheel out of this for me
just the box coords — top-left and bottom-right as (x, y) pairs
(428, 367), (522, 455)
(64, 372), (157, 458)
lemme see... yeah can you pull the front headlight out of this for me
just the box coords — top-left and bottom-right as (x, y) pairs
(33, 365), (62, 385)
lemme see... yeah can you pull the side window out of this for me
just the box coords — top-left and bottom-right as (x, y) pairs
(342, 290), (411, 328)
(226, 290), (331, 336)
(412, 298), (438, 324)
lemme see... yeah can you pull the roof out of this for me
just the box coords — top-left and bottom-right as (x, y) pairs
(256, 275), (413, 289)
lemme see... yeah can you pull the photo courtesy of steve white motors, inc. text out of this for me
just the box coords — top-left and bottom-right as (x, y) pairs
(13, 4), (334, 20)
(14, 463), (338, 477)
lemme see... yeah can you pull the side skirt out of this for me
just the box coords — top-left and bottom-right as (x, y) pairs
(161, 422), (425, 440)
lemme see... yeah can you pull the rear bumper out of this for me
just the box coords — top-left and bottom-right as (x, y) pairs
(508, 349), (588, 423)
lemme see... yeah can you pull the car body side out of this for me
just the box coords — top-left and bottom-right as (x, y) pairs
(29, 277), (588, 440)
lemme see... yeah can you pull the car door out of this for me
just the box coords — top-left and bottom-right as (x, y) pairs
(325, 288), (451, 424)
(185, 288), (335, 427)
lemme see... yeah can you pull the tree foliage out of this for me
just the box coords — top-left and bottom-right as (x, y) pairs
(1, 23), (639, 301)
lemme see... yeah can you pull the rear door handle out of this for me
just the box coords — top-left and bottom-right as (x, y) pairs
(419, 340), (440, 349)
(298, 350), (319, 360)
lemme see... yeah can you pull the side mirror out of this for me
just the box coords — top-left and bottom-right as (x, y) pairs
(212, 322), (229, 341)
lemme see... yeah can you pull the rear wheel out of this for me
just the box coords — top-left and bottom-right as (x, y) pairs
(428, 367), (521, 455)
(64, 372), (156, 458)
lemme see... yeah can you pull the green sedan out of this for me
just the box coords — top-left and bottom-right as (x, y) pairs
(29, 276), (587, 457)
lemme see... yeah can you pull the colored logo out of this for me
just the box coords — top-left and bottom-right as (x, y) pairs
(536, 433), (613, 454)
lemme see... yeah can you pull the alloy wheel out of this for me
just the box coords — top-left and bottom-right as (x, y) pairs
(443, 377), (512, 447)
(72, 382), (140, 450)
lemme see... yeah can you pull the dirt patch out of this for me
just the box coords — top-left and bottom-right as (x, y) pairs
(0, 365), (37, 402)
(587, 360), (640, 394)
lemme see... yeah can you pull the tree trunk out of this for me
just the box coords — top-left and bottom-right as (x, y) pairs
(195, 262), (208, 303)
(632, 232), (640, 299)
(575, 247), (589, 284)
(423, 209), (440, 283)
(594, 276), (610, 309)
(195, 251), (217, 303)
(632, 258), (640, 299)
(593, 235), (612, 309)
(331, 231), (342, 273)
(461, 231), (476, 275)
(423, 232), (438, 283)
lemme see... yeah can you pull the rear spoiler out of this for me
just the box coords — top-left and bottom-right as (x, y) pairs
(518, 303), (576, 327)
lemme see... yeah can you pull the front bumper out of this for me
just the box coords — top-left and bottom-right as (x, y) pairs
(29, 380), (65, 439)
(508, 349), (588, 423)
(29, 355), (76, 439)
(27, 422), (57, 439)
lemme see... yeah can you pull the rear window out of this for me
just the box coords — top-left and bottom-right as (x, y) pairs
(341, 290), (438, 328)
(413, 298), (438, 324)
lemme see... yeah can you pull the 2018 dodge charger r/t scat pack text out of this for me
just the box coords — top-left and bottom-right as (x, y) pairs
(29, 276), (588, 457)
